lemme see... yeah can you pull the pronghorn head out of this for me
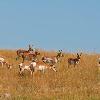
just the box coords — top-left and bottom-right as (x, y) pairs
(56, 50), (64, 58)
(76, 53), (82, 60)
(32, 58), (37, 62)
(56, 50), (64, 63)
(5, 62), (13, 69)
(35, 50), (40, 55)
(7, 64), (13, 69)
(41, 56), (47, 63)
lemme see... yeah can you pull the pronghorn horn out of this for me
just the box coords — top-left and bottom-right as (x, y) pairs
(77, 53), (79, 56)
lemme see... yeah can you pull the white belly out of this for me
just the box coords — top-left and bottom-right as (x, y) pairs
(24, 65), (30, 70)
(37, 65), (47, 71)
(0, 58), (4, 62)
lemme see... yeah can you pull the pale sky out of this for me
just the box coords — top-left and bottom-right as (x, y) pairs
(0, 0), (100, 52)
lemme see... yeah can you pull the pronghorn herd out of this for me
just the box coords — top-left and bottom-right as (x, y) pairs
(0, 45), (100, 77)
(19, 60), (57, 75)
(0, 50), (81, 76)
(18, 50), (61, 75)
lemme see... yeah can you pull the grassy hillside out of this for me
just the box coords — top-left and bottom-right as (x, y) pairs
(0, 50), (100, 100)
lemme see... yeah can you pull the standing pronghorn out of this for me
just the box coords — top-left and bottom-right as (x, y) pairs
(68, 53), (82, 67)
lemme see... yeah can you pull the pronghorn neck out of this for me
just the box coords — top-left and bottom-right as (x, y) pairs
(54, 57), (58, 63)
(74, 58), (80, 61)
(73, 58), (80, 64)
(76, 57), (80, 61)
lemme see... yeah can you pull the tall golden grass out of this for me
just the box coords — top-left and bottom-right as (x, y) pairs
(0, 50), (100, 100)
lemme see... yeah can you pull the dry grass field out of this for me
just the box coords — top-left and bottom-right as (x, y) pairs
(0, 50), (100, 100)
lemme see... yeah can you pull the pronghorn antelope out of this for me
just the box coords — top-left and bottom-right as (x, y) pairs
(68, 53), (82, 67)
(21, 50), (40, 62)
(16, 45), (35, 61)
(19, 61), (36, 75)
(0, 57), (12, 69)
(16, 49), (40, 62)
(33, 61), (57, 73)
(42, 50), (63, 65)
(16, 49), (28, 60)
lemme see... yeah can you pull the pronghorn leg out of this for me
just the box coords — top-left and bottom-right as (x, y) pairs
(74, 64), (76, 67)
(1, 62), (3, 67)
(30, 71), (33, 76)
(41, 70), (44, 73)
(21, 55), (25, 63)
(0, 62), (2, 67)
(68, 63), (70, 68)
(22, 57), (25, 63)
(19, 70), (22, 75)
(19, 67), (22, 72)
(20, 68), (24, 75)
(42, 69), (45, 73)
(30, 65), (35, 76)
(31, 71), (35, 78)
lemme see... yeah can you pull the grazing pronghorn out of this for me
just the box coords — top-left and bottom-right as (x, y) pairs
(68, 53), (82, 67)
(19, 61), (36, 75)
(0, 57), (12, 69)
(42, 50), (63, 65)
(33, 61), (57, 73)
